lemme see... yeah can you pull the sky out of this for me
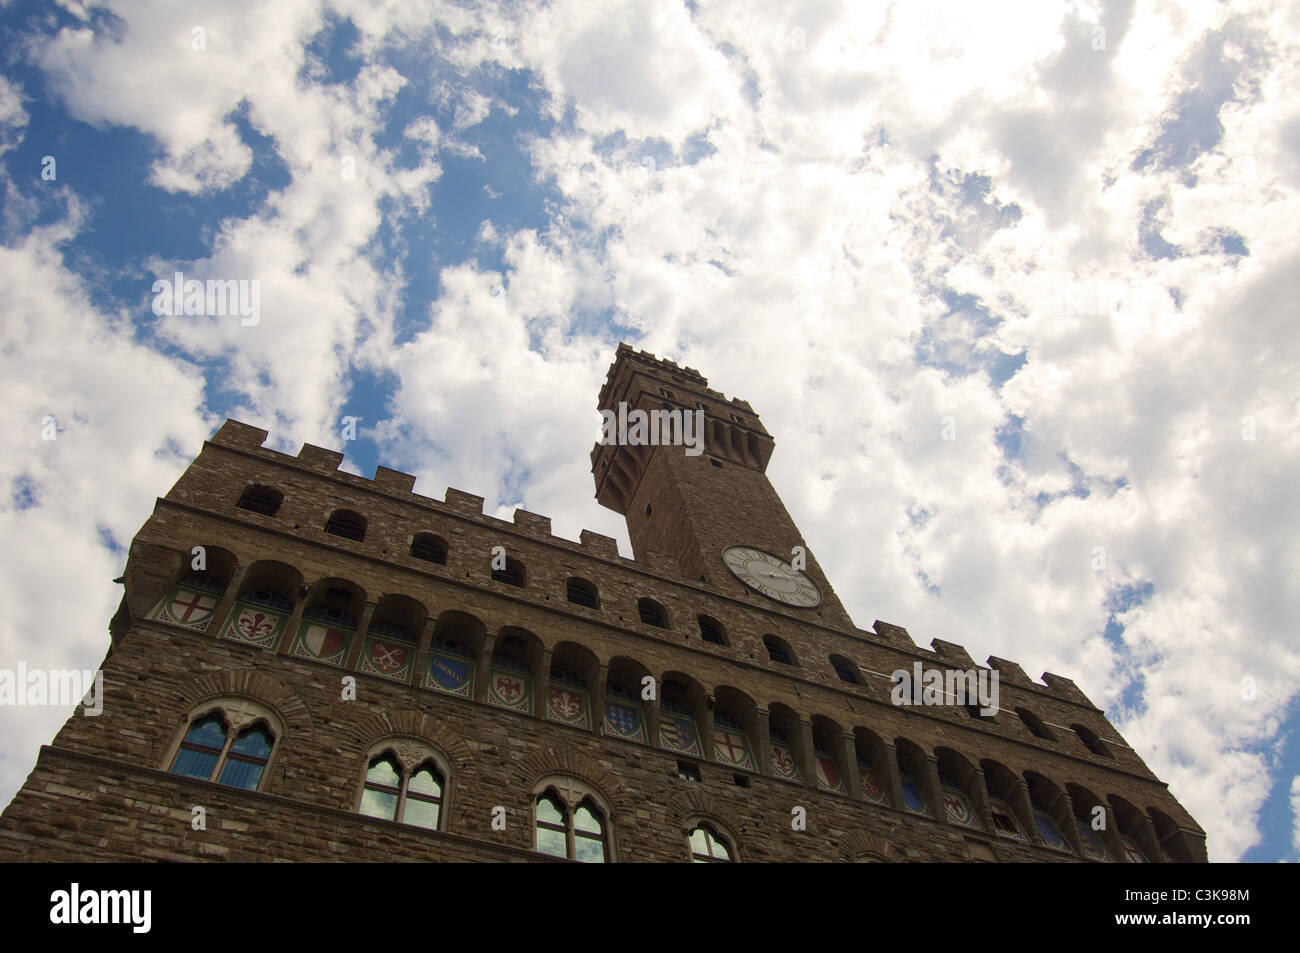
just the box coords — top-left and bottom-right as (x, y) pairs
(0, 0), (1297, 863)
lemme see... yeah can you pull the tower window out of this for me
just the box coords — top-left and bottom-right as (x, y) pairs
(709, 458), (723, 468)
(324, 509), (366, 542)
(1072, 724), (1112, 758)
(697, 615), (726, 645)
(236, 484), (283, 517)
(410, 533), (447, 564)
(566, 577), (600, 608)
(491, 557), (526, 588)
(644, 503), (652, 517)
(830, 654), (860, 683)
(1017, 708), (1055, 740)
(677, 761), (701, 782)
(763, 635), (796, 666)
(659, 388), (675, 398)
(637, 598), (667, 628)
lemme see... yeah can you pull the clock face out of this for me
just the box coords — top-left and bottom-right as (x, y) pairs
(722, 547), (822, 608)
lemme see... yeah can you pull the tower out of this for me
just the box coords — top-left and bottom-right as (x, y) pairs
(592, 345), (853, 629)
(0, 344), (1207, 863)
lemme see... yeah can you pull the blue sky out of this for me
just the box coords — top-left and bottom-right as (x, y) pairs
(1, 0), (1298, 861)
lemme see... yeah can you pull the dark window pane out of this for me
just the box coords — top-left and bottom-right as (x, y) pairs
(184, 716), (227, 749)
(229, 727), (272, 759)
(218, 757), (265, 790)
(171, 748), (219, 780)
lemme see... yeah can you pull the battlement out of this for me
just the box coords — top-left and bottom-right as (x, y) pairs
(598, 343), (760, 417)
(203, 418), (1099, 710)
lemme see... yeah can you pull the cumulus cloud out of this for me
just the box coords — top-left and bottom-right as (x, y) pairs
(2, 0), (1296, 862)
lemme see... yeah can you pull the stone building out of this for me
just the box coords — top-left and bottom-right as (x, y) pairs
(0, 344), (1207, 862)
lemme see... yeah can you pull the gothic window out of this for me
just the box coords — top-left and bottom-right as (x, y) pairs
(236, 484), (283, 517)
(533, 779), (611, 863)
(830, 654), (860, 683)
(566, 577), (600, 609)
(637, 598), (667, 628)
(356, 741), (447, 831)
(410, 533), (447, 564)
(167, 701), (280, 792)
(697, 615), (726, 645)
(688, 823), (733, 863)
(324, 509), (366, 542)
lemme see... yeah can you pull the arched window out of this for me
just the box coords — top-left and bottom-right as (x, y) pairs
(533, 781), (610, 863)
(1072, 724), (1112, 757)
(688, 824), (733, 863)
(491, 556), (526, 588)
(410, 533), (447, 564)
(168, 703), (279, 792)
(236, 484), (283, 517)
(566, 577), (600, 609)
(764, 635), (795, 666)
(697, 615), (726, 645)
(356, 742), (448, 831)
(830, 654), (860, 683)
(325, 509), (366, 542)
(638, 598), (667, 628)
(1017, 708), (1055, 740)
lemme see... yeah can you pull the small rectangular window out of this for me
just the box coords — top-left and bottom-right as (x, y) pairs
(677, 761), (701, 782)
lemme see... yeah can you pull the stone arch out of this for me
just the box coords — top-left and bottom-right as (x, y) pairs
(350, 709), (473, 769)
(516, 747), (626, 817)
(839, 831), (904, 863)
(162, 668), (314, 763)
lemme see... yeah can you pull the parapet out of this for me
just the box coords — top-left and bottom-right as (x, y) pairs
(199, 418), (1102, 709)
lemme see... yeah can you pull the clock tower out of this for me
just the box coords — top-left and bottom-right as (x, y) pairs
(591, 344), (854, 630)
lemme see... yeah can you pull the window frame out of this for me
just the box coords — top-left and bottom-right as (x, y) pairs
(531, 777), (615, 862)
(354, 738), (452, 832)
(686, 819), (738, 863)
(164, 698), (284, 793)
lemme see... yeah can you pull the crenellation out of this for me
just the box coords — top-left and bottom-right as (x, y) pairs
(443, 487), (484, 516)
(512, 508), (552, 536)
(579, 529), (619, 558)
(986, 656), (1033, 687)
(929, 638), (976, 668)
(373, 466), (417, 494)
(1040, 673), (1096, 707)
(296, 443), (345, 472)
